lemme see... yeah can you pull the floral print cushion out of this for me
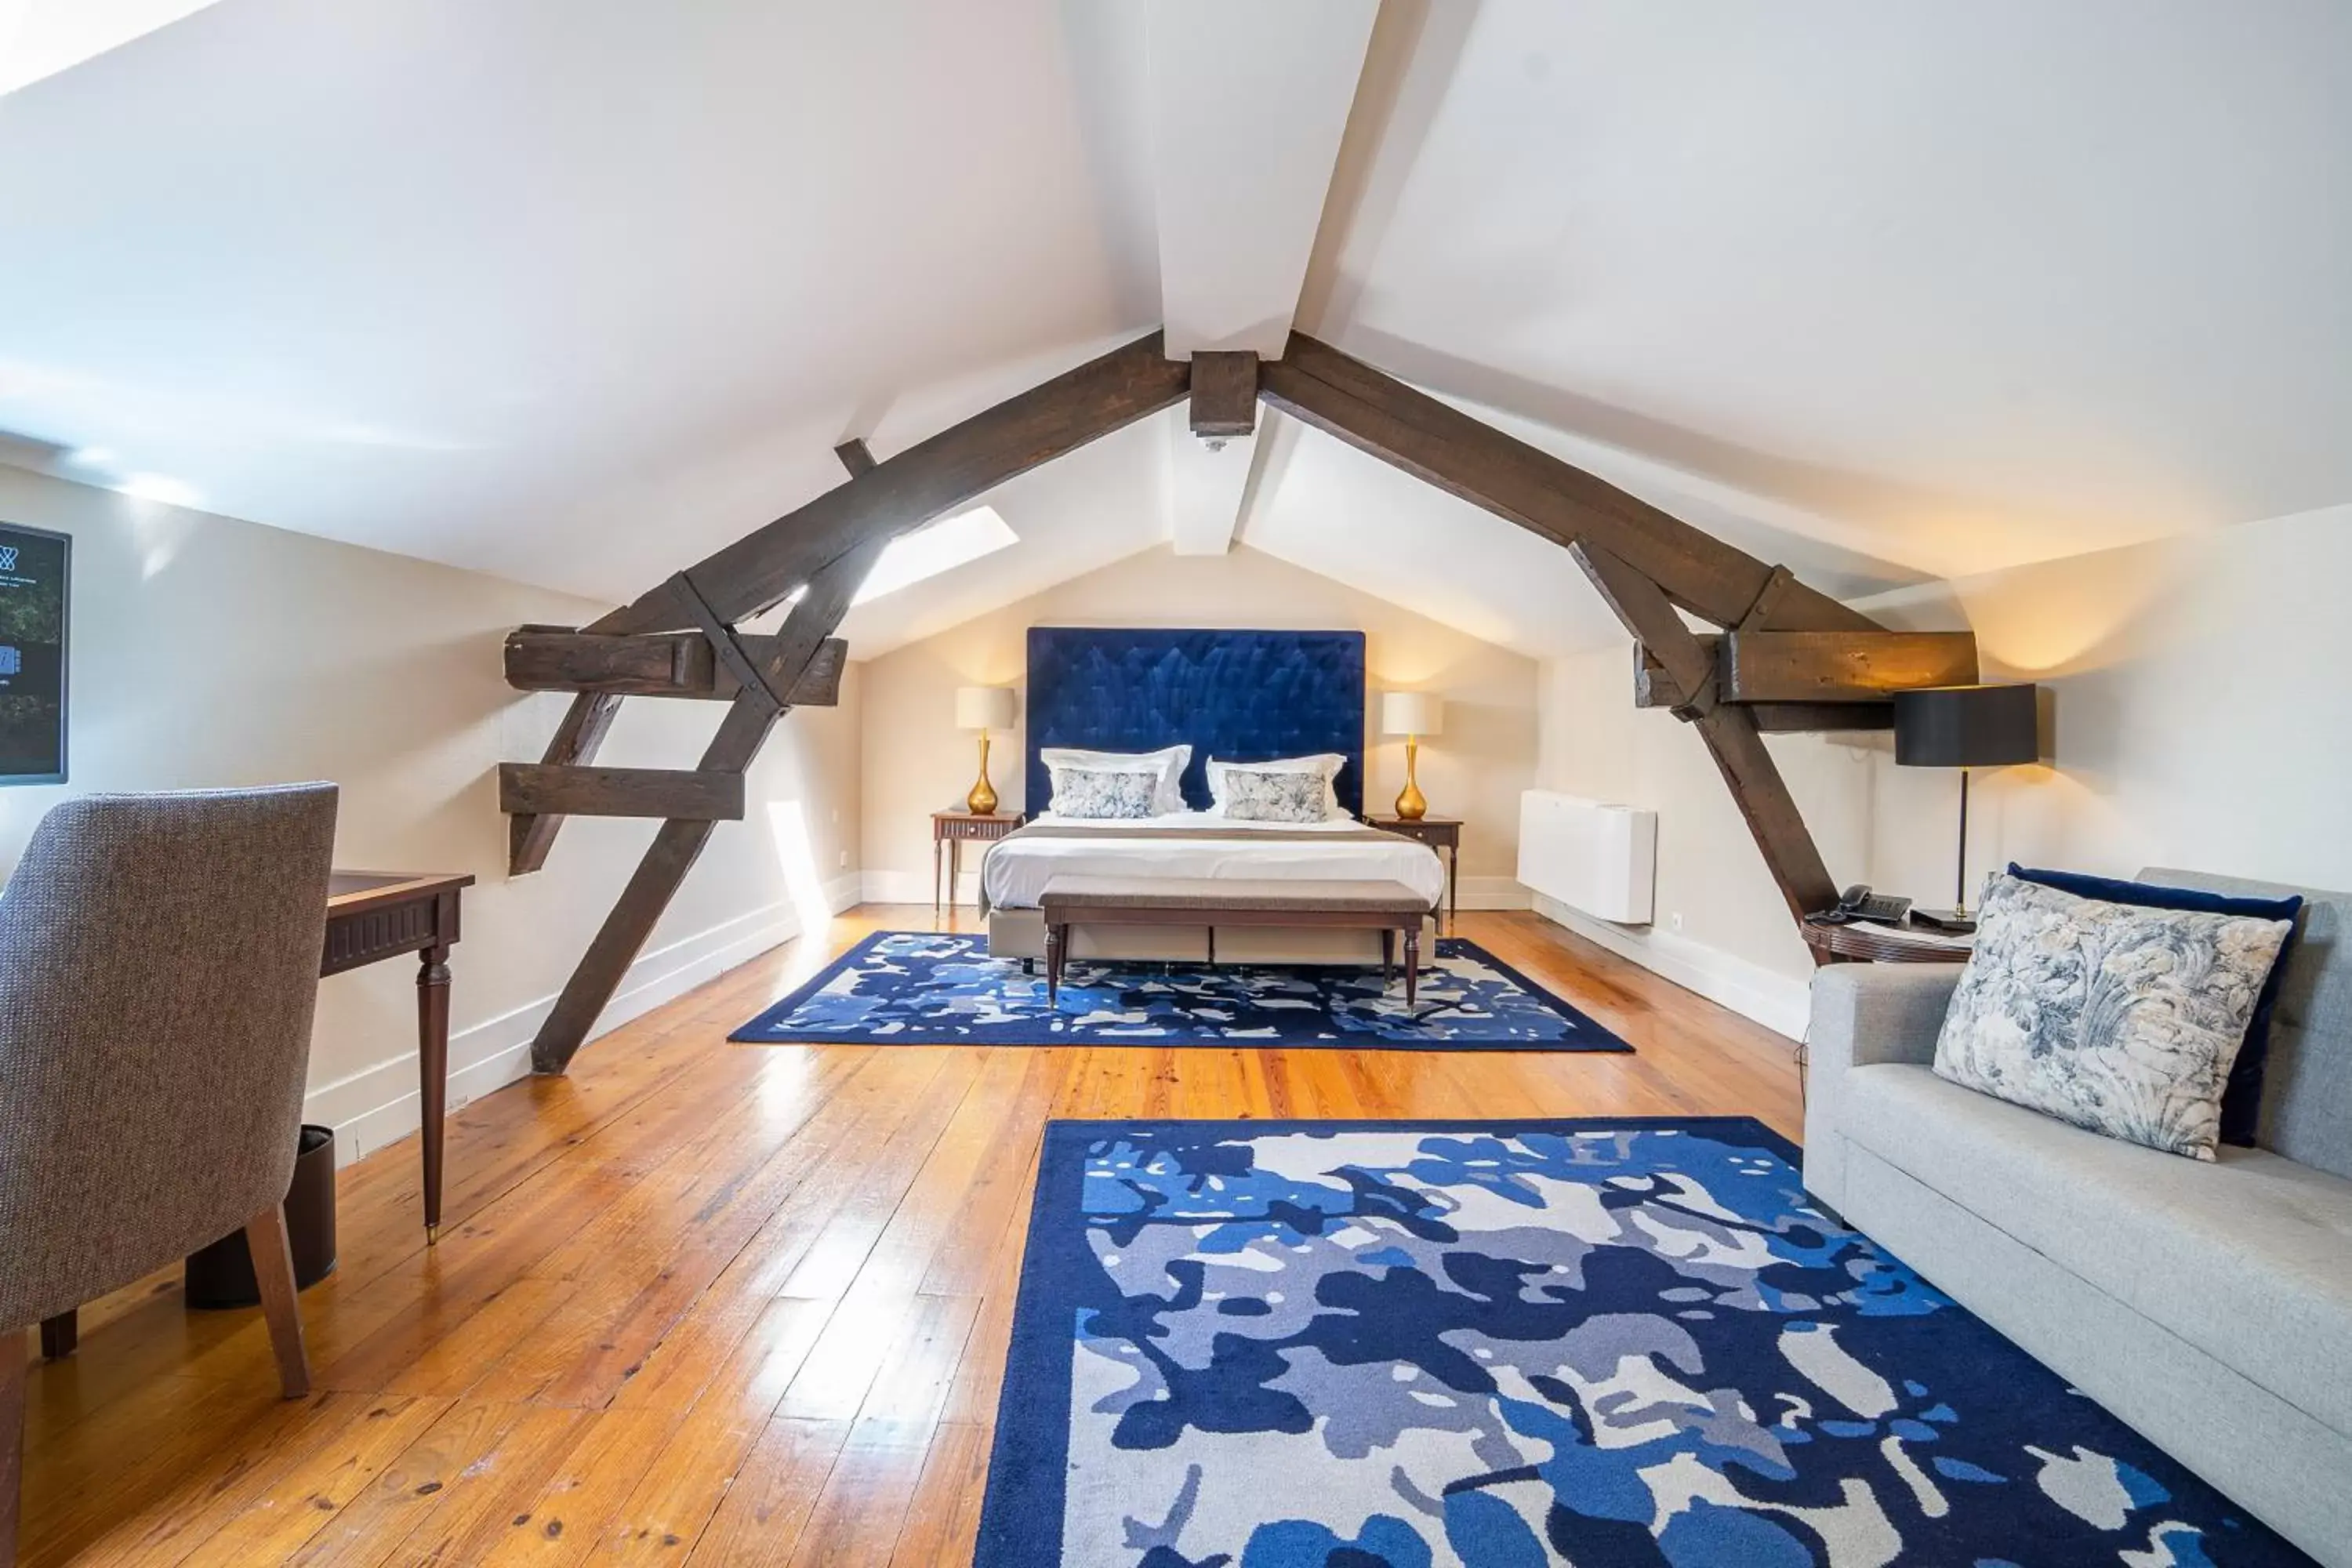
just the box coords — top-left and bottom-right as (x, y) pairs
(1218, 768), (1330, 823)
(1933, 873), (2296, 1160)
(1046, 765), (1158, 819)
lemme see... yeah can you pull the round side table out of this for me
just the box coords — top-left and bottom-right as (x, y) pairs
(1802, 917), (1973, 964)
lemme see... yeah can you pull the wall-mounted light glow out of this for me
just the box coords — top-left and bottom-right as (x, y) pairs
(851, 506), (1017, 604)
(117, 474), (201, 508)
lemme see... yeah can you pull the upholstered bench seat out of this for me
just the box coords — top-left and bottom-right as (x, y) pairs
(1038, 875), (1429, 914)
(1036, 875), (1434, 1005)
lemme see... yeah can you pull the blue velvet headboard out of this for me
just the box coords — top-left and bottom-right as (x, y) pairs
(1024, 627), (1367, 816)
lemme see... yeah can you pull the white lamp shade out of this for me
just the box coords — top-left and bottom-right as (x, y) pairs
(1381, 691), (1444, 737)
(956, 686), (1016, 732)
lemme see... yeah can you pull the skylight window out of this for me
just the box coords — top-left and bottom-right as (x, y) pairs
(1, 1), (227, 96)
(851, 505), (1016, 604)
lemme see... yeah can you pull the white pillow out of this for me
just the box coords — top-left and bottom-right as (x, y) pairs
(1039, 745), (1190, 815)
(1206, 753), (1345, 821)
(1933, 874), (2295, 1160)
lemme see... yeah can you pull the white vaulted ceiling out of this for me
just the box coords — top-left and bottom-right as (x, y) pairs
(4, 0), (2349, 659)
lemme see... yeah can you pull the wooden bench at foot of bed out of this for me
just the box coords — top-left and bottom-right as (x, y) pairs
(1037, 875), (1437, 1008)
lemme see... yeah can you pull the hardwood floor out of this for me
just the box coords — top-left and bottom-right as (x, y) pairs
(13, 906), (1802, 1566)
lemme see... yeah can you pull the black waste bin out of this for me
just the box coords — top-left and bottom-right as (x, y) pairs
(184, 1123), (339, 1309)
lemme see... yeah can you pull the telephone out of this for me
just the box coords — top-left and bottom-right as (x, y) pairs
(1834, 884), (1913, 927)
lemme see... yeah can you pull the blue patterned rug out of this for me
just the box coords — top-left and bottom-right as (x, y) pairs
(728, 931), (1630, 1051)
(978, 1117), (2307, 1567)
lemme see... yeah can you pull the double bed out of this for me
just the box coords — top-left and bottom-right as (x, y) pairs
(979, 627), (1446, 966)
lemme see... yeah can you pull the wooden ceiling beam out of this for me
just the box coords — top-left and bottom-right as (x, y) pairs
(1260, 334), (1880, 634)
(503, 629), (845, 704)
(1576, 543), (1841, 924)
(589, 333), (1189, 634)
(1720, 630), (1978, 704)
(529, 526), (892, 1075)
(1189, 351), (1258, 439)
(507, 691), (622, 877)
(499, 764), (744, 822)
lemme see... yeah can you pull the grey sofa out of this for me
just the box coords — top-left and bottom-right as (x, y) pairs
(1805, 867), (2352, 1566)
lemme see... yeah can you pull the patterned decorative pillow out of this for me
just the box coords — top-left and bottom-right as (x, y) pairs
(1046, 765), (1158, 820)
(1219, 768), (1330, 823)
(1933, 874), (2296, 1160)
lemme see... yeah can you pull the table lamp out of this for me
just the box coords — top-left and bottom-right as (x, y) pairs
(1381, 691), (1445, 821)
(955, 686), (1016, 815)
(1893, 682), (2040, 923)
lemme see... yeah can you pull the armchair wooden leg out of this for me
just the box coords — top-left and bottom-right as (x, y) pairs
(3, 1327), (27, 1568)
(244, 1205), (310, 1399)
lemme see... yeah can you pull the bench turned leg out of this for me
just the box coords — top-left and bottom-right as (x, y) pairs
(1403, 922), (1420, 1011)
(1045, 923), (1065, 1007)
(1380, 928), (1394, 987)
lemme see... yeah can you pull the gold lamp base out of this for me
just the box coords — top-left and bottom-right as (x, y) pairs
(966, 733), (999, 816)
(1394, 735), (1428, 820)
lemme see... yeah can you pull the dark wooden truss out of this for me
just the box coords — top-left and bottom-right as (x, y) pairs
(502, 330), (1975, 1073)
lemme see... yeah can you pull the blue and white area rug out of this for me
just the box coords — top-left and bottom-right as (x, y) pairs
(978, 1117), (2307, 1567)
(728, 931), (1629, 1051)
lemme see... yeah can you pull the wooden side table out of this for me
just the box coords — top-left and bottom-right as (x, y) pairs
(932, 811), (1018, 910)
(1802, 915), (1973, 964)
(1363, 814), (1461, 931)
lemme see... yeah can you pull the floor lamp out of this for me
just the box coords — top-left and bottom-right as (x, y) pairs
(1893, 683), (2040, 926)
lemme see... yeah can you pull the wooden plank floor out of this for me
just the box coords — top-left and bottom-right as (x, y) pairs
(14, 906), (1802, 1566)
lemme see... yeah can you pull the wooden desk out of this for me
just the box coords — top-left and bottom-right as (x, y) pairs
(40, 869), (476, 1359)
(324, 871), (474, 1243)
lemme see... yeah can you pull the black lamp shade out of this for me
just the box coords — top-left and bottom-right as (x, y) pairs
(1893, 684), (2039, 768)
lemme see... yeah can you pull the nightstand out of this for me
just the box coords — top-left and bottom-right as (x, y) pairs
(1363, 814), (1461, 931)
(932, 811), (1018, 911)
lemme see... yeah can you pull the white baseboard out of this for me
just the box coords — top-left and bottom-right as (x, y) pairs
(858, 869), (1534, 913)
(821, 870), (864, 915)
(862, 867), (965, 907)
(1531, 894), (1812, 1040)
(304, 894), (826, 1168)
(1456, 876), (1531, 911)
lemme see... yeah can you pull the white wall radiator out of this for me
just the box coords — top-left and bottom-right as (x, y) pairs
(1516, 790), (1658, 924)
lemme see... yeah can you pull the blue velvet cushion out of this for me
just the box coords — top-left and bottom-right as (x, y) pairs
(2007, 863), (2302, 1147)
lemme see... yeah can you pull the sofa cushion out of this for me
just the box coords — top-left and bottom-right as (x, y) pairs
(1841, 1061), (2352, 1443)
(2143, 868), (2352, 1183)
(1933, 874), (2295, 1160)
(2015, 862), (2303, 1148)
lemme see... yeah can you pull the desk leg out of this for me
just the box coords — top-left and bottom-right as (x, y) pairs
(1448, 846), (1459, 934)
(932, 837), (943, 916)
(417, 943), (452, 1244)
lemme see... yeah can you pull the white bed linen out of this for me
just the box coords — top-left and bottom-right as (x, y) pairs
(982, 811), (1447, 911)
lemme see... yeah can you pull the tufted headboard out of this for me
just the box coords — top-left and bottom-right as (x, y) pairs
(1023, 627), (1367, 816)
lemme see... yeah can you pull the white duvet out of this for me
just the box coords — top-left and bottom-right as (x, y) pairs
(980, 811), (1448, 911)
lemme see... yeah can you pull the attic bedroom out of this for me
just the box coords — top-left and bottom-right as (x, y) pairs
(2, 3), (2348, 1565)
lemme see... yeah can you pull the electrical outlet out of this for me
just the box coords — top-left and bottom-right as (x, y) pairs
(1670, 911), (1685, 932)
(837, 850), (850, 869)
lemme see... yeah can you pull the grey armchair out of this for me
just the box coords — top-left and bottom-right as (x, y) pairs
(0, 785), (338, 1566)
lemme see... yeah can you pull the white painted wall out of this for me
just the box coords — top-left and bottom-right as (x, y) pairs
(1534, 502), (2352, 1038)
(858, 544), (1538, 907)
(0, 463), (862, 1164)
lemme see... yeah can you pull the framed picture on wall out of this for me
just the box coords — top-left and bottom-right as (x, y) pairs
(0, 522), (69, 784)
